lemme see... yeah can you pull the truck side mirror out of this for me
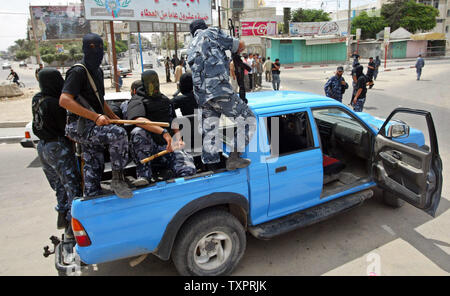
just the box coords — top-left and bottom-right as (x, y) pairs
(386, 122), (410, 138)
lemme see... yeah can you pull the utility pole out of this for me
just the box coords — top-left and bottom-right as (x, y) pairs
(347, 0), (352, 62)
(109, 21), (120, 92)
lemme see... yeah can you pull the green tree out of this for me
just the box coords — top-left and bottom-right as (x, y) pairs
(351, 11), (388, 39)
(40, 45), (57, 56)
(15, 50), (30, 61)
(161, 34), (184, 50)
(381, 0), (439, 33)
(291, 8), (331, 22)
(41, 54), (55, 65)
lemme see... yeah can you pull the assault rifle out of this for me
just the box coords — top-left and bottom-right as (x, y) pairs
(228, 18), (251, 104)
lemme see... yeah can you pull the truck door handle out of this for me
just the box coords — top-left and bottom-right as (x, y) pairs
(275, 166), (287, 173)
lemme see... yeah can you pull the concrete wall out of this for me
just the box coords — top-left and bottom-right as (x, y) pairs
(352, 42), (384, 59)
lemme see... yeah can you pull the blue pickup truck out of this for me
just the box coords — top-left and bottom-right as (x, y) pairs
(48, 91), (443, 276)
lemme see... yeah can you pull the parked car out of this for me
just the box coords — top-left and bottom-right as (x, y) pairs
(47, 91), (442, 276)
(19, 61), (27, 67)
(21, 92), (131, 149)
(143, 60), (153, 69)
(102, 65), (131, 79)
(2, 62), (11, 70)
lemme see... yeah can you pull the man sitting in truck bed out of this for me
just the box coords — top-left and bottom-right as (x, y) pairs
(126, 70), (197, 187)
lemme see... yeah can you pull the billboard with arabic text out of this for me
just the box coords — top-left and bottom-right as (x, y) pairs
(289, 20), (348, 37)
(84, 0), (212, 24)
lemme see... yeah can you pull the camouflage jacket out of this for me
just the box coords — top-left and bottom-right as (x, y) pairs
(324, 75), (348, 100)
(187, 27), (240, 106)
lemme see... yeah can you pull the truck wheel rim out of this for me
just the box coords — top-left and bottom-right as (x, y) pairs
(193, 231), (233, 270)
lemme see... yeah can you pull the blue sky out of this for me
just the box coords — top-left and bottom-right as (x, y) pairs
(0, 0), (377, 51)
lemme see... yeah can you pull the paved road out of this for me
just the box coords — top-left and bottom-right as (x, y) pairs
(0, 59), (449, 276)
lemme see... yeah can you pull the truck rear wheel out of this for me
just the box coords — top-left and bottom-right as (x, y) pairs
(172, 209), (246, 276)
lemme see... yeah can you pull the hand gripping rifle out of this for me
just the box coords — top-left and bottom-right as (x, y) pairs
(228, 18), (251, 104)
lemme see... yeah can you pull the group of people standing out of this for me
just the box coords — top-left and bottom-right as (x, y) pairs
(324, 53), (382, 112)
(230, 54), (281, 92)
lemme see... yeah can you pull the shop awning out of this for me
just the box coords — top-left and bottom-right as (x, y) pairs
(410, 32), (446, 41)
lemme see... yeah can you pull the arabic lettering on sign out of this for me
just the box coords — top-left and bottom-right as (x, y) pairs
(85, 0), (211, 23)
(241, 22), (277, 36)
(290, 21), (346, 36)
(140, 9), (209, 22)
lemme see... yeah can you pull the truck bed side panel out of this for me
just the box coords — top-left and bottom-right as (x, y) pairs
(72, 169), (249, 264)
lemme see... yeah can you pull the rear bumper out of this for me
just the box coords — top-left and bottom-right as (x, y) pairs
(20, 139), (37, 148)
(55, 240), (87, 275)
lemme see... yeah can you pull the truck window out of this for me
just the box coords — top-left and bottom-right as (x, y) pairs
(266, 111), (314, 157)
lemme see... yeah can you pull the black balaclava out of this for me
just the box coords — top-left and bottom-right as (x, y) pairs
(38, 68), (64, 98)
(141, 70), (160, 97)
(179, 73), (193, 95)
(189, 19), (208, 36)
(355, 65), (364, 79)
(82, 33), (104, 71)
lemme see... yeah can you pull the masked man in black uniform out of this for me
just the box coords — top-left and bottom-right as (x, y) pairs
(60, 33), (133, 199)
(33, 68), (82, 231)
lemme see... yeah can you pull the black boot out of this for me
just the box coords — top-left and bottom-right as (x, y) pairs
(111, 170), (133, 199)
(57, 211), (69, 230)
(226, 152), (251, 171)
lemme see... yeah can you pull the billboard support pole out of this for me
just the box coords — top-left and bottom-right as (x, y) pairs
(104, 22), (113, 85)
(137, 22), (144, 72)
(218, 6), (221, 29)
(109, 21), (120, 92)
(174, 23), (178, 58)
(128, 25), (134, 71)
(29, 6), (42, 65)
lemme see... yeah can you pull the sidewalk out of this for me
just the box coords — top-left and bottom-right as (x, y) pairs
(0, 74), (181, 143)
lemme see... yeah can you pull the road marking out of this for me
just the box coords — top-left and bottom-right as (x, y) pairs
(381, 224), (396, 236)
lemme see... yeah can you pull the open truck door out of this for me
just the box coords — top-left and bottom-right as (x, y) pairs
(372, 108), (443, 217)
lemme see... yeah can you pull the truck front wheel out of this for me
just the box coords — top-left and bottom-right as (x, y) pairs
(172, 209), (246, 276)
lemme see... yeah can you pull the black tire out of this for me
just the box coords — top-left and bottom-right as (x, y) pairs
(172, 209), (246, 276)
(382, 190), (405, 208)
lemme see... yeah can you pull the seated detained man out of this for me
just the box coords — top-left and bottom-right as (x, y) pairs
(127, 70), (196, 186)
(187, 19), (256, 171)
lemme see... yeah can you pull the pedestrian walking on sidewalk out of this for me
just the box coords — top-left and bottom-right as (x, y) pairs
(263, 57), (273, 82)
(373, 56), (381, 80)
(256, 54), (263, 88)
(415, 54), (425, 80)
(272, 59), (281, 91)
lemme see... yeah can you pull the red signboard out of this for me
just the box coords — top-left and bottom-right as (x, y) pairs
(241, 21), (276, 36)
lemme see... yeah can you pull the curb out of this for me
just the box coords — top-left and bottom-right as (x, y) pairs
(382, 66), (415, 72)
(0, 136), (22, 144)
(0, 121), (28, 128)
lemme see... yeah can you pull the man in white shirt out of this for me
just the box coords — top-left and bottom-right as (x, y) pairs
(247, 53), (255, 91)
